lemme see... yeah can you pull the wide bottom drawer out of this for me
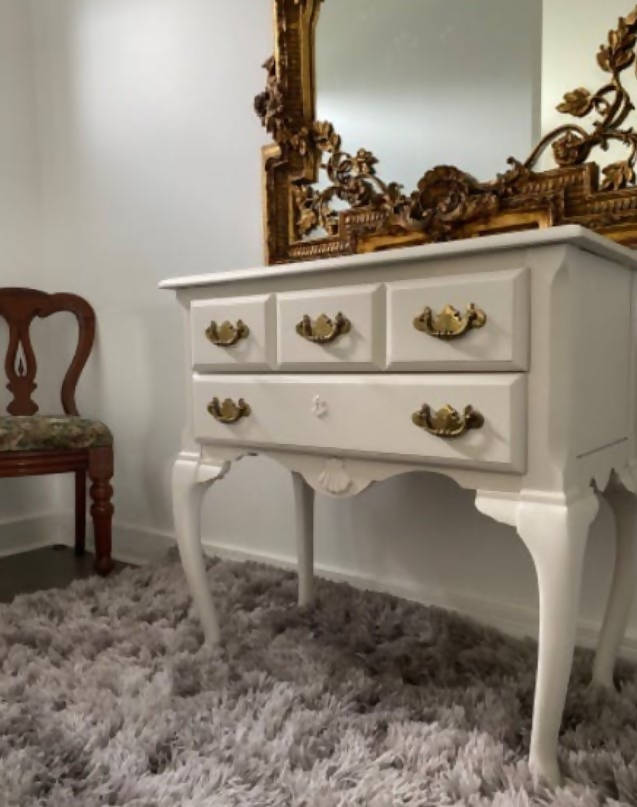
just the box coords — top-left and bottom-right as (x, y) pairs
(192, 374), (526, 472)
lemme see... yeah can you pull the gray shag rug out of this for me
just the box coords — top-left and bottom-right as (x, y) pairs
(1, 553), (637, 807)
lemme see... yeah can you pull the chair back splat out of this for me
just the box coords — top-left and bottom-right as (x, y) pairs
(0, 288), (95, 416)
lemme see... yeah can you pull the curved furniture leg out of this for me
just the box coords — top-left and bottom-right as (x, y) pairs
(292, 472), (315, 606)
(172, 453), (229, 645)
(476, 490), (599, 786)
(593, 475), (637, 688)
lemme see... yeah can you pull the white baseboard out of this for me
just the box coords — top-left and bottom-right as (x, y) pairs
(2, 515), (637, 664)
(0, 512), (68, 557)
(109, 521), (174, 565)
(0, 513), (173, 566)
(110, 524), (637, 664)
(56, 515), (175, 567)
(199, 536), (637, 664)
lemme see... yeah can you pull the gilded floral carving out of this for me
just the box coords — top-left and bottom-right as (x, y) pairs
(257, 2), (637, 263)
(527, 7), (637, 184)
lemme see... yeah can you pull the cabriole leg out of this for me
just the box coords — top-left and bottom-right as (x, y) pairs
(292, 472), (315, 606)
(516, 494), (598, 785)
(593, 480), (637, 688)
(476, 490), (599, 786)
(172, 455), (228, 645)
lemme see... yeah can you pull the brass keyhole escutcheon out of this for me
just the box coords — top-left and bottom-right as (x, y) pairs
(296, 312), (351, 344)
(413, 303), (486, 339)
(207, 397), (251, 424)
(205, 319), (250, 347)
(412, 403), (484, 438)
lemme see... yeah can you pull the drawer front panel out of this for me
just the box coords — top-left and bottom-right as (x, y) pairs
(387, 268), (529, 370)
(191, 294), (275, 371)
(193, 374), (526, 472)
(277, 284), (384, 370)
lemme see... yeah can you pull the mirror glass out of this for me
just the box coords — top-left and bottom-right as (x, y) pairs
(315, 0), (542, 190)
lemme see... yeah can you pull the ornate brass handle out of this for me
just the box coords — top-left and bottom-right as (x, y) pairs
(207, 397), (251, 424)
(412, 403), (484, 438)
(413, 303), (486, 339)
(205, 319), (249, 347)
(296, 312), (351, 344)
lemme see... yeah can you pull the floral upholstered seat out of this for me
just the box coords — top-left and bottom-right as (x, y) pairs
(0, 416), (113, 453)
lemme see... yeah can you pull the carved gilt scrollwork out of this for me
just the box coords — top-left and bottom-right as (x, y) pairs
(257, 2), (637, 264)
(525, 8), (637, 189)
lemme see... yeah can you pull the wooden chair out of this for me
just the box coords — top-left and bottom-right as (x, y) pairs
(0, 288), (114, 574)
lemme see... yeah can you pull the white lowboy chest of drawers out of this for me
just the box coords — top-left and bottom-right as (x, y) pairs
(161, 226), (637, 785)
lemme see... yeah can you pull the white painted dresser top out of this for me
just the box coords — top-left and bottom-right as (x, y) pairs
(160, 225), (637, 289)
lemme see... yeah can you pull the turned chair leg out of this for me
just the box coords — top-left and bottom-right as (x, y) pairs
(88, 445), (114, 575)
(74, 469), (86, 556)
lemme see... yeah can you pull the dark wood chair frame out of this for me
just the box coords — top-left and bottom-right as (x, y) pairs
(0, 288), (114, 574)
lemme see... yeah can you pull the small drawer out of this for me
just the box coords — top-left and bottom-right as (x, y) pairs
(276, 284), (384, 370)
(192, 373), (526, 472)
(386, 268), (529, 371)
(190, 294), (275, 371)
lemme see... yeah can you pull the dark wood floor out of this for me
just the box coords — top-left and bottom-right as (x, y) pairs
(0, 545), (129, 603)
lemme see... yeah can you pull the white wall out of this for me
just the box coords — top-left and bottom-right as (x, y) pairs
(0, 0), (39, 283)
(0, 0), (59, 526)
(3, 0), (637, 653)
(27, 0), (270, 537)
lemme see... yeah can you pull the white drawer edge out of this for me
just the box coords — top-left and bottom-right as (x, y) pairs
(387, 267), (530, 372)
(276, 283), (385, 370)
(192, 439), (524, 474)
(192, 373), (527, 474)
(190, 293), (277, 371)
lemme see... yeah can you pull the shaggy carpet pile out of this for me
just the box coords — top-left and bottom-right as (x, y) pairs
(1, 553), (637, 806)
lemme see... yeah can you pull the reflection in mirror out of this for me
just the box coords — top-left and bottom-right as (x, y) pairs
(316, 0), (542, 190)
(259, 2), (637, 262)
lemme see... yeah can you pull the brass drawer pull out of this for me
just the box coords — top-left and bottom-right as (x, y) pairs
(207, 397), (251, 423)
(413, 303), (486, 339)
(412, 403), (484, 438)
(296, 312), (351, 344)
(205, 319), (249, 347)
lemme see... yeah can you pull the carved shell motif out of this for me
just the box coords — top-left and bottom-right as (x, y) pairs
(318, 459), (352, 495)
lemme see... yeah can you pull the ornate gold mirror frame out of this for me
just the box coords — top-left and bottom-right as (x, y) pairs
(255, 1), (637, 264)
